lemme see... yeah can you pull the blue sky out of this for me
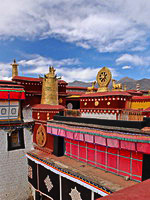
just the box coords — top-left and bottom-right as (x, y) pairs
(0, 0), (150, 82)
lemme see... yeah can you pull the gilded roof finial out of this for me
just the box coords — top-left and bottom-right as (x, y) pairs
(49, 66), (56, 76)
(11, 59), (18, 79)
(41, 66), (58, 105)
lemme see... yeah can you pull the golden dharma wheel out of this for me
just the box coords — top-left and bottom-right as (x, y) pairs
(36, 125), (47, 147)
(96, 67), (112, 92)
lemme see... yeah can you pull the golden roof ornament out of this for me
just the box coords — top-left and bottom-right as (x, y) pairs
(86, 81), (96, 93)
(11, 59), (18, 78)
(45, 66), (56, 78)
(96, 67), (112, 92)
(41, 66), (58, 105)
(112, 79), (122, 91)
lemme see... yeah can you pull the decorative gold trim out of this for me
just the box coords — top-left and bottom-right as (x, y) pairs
(95, 101), (99, 106)
(84, 102), (87, 106)
(59, 98), (63, 103)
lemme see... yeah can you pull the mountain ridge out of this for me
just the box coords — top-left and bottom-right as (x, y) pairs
(68, 77), (150, 90)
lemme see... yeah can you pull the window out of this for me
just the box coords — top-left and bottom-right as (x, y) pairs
(8, 128), (25, 151)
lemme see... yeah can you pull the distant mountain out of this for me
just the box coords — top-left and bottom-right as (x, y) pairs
(68, 80), (92, 87)
(119, 77), (150, 90)
(118, 77), (136, 90)
(68, 77), (150, 90)
(119, 77), (135, 83)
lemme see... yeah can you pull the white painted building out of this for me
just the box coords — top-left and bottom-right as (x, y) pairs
(0, 84), (33, 200)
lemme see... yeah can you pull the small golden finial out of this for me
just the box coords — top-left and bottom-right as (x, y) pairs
(49, 66), (55, 75)
(124, 84), (127, 91)
(11, 59), (18, 78)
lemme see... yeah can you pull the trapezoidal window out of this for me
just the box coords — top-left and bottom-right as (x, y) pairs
(8, 128), (25, 151)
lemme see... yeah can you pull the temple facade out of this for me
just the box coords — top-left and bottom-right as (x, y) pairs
(2, 61), (150, 199)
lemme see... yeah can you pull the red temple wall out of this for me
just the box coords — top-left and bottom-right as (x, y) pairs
(80, 97), (126, 109)
(22, 95), (41, 107)
(65, 138), (143, 182)
(32, 110), (59, 122)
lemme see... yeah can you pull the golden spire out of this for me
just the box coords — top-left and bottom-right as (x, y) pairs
(41, 66), (58, 105)
(11, 59), (18, 78)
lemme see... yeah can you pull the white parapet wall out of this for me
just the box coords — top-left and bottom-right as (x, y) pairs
(0, 127), (33, 200)
(81, 112), (117, 120)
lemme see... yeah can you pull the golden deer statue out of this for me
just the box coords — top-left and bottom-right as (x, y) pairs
(86, 81), (96, 93)
(112, 79), (122, 90)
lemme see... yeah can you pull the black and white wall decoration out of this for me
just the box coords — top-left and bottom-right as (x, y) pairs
(69, 187), (82, 200)
(39, 165), (60, 200)
(27, 159), (38, 190)
(28, 165), (33, 179)
(62, 177), (91, 200)
(44, 175), (53, 192)
(27, 154), (111, 200)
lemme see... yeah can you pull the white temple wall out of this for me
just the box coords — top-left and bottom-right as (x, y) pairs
(0, 128), (33, 200)
(23, 107), (33, 122)
(81, 112), (116, 120)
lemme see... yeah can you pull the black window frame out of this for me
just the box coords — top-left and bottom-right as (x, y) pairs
(7, 128), (25, 151)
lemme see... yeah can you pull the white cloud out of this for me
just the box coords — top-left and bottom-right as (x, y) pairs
(0, 62), (12, 80)
(76, 42), (90, 49)
(0, 53), (118, 82)
(0, 54), (118, 82)
(0, 55), (80, 80)
(26, 66), (118, 82)
(57, 67), (118, 82)
(18, 54), (118, 82)
(122, 65), (132, 69)
(116, 54), (143, 65)
(0, 0), (149, 52)
(19, 54), (80, 68)
(116, 54), (150, 66)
